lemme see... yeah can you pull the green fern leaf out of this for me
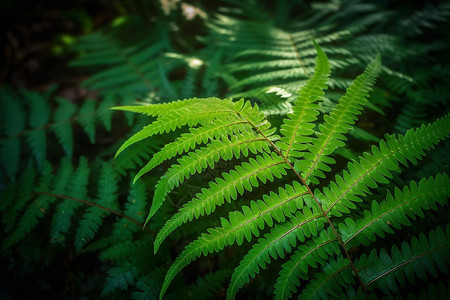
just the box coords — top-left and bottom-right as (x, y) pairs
(3, 165), (37, 232)
(75, 162), (119, 250)
(133, 117), (252, 182)
(274, 227), (340, 300)
(357, 225), (450, 294)
(226, 209), (325, 300)
(318, 114), (450, 217)
(52, 97), (77, 157)
(154, 152), (290, 253)
(3, 162), (53, 248)
(0, 90), (26, 180)
(296, 54), (381, 184)
(114, 98), (240, 158)
(77, 99), (97, 143)
(51, 157), (90, 244)
(146, 132), (271, 225)
(341, 173), (450, 248)
(102, 265), (139, 296)
(276, 41), (330, 161)
(298, 256), (354, 299)
(111, 180), (148, 242)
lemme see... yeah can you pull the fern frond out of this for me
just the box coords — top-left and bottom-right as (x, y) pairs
(0, 89), (26, 180)
(341, 173), (450, 248)
(75, 162), (119, 250)
(296, 54), (381, 184)
(3, 162), (53, 248)
(3, 165), (37, 232)
(102, 264), (140, 296)
(357, 225), (450, 294)
(133, 117), (251, 181)
(147, 132), (271, 224)
(274, 227), (340, 300)
(153, 152), (290, 253)
(276, 41), (330, 161)
(318, 114), (450, 217)
(23, 89), (51, 170)
(71, 30), (168, 98)
(298, 256), (354, 299)
(111, 180), (147, 242)
(114, 98), (239, 157)
(226, 210), (325, 300)
(50, 157), (90, 244)
(52, 97), (77, 157)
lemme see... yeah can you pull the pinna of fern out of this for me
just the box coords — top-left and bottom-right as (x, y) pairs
(115, 43), (450, 299)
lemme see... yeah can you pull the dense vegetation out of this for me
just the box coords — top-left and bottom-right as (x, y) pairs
(1, 1), (449, 299)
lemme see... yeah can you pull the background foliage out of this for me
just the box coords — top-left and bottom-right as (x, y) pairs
(1, 0), (449, 299)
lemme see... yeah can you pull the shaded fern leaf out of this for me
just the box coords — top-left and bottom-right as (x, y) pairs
(102, 265), (140, 297)
(3, 162), (54, 248)
(70, 21), (169, 99)
(51, 157), (90, 245)
(0, 89), (26, 180)
(75, 162), (119, 250)
(340, 173), (450, 248)
(274, 227), (340, 300)
(357, 224), (450, 295)
(299, 256), (354, 299)
(111, 179), (148, 242)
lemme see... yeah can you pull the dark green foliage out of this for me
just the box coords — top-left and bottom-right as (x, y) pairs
(1, 1), (449, 299)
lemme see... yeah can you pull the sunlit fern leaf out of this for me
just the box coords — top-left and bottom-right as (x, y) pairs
(277, 41), (330, 162)
(153, 153), (292, 253)
(52, 97), (77, 157)
(274, 227), (340, 300)
(357, 224), (450, 295)
(111, 179), (148, 243)
(132, 116), (253, 181)
(340, 173), (450, 248)
(317, 114), (450, 218)
(3, 162), (53, 248)
(148, 132), (272, 224)
(296, 54), (381, 184)
(75, 162), (119, 250)
(226, 209), (325, 300)
(50, 156), (90, 245)
(298, 256), (354, 299)
(113, 97), (243, 158)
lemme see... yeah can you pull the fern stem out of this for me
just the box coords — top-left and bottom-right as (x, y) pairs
(237, 110), (370, 298)
(35, 192), (152, 232)
(288, 34), (310, 78)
